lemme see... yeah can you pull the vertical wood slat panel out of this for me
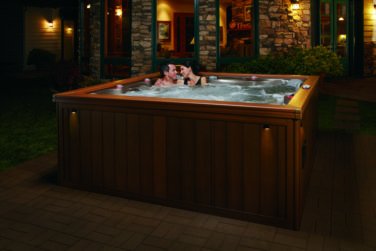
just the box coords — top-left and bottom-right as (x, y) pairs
(139, 115), (154, 196)
(92, 111), (103, 188)
(260, 126), (278, 217)
(153, 116), (166, 198)
(127, 114), (140, 193)
(278, 127), (287, 218)
(59, 106), (297, 228)
(103, 113), (115, 189)
(195, 120), (211, 204)
(166, 117), (181, 200)
(61, 108), (70, 183)
(243, 124), (261, 213)
(212, 121), (227, 208)
(79, 110), (92, 187)
(227, 122), (243, 210)
(69, 109), (80, 184)
(181, 118), (195, 202)
(291, 120), (300, 228)
(114, 113), (127, 191)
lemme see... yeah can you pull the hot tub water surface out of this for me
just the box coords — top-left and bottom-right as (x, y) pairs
(93, 77), (303, 105)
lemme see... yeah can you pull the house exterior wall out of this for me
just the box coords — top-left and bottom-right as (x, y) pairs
(24, 7), (61, 69)
(82, 0), (312, 78)
(364, 0), (376, 76)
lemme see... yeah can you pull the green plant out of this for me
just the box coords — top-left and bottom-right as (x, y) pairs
(293, 46), (344, 77)
(223, 46), (344, 78)
(78, 75), (105, 87)
(27, 48), (56, 71)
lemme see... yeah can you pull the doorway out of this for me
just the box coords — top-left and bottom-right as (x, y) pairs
(318, 0), (354, 74)
(173, 13), (194, 58)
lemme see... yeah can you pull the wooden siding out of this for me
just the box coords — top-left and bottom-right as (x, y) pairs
(364, 0), (376, 75)
(364, 0), (376, 43)
(24, 7), (61, 67)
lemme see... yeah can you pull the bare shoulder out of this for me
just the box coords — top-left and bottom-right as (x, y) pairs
(201, 76), (208, 85)
(154, 78), (163, 86)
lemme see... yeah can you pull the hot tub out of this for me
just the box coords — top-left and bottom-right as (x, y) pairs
(54, 72), (319, 229)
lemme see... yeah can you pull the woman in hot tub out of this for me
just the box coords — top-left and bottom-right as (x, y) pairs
(178, 60), (207, 86)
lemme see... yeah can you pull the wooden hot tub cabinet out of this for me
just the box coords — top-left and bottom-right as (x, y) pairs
(54, 72), (319, 229)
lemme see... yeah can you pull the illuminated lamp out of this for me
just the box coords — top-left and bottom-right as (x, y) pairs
(47, 20), (53, 28)
(291, 0), (300, 10)
(115, 6), (122, 16)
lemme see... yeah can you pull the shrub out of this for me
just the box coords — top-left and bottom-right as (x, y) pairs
(27, 48), (56, 71)
(223, 46), (344, 78)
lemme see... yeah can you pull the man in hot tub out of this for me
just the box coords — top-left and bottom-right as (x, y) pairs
(154, 62), (178, 87)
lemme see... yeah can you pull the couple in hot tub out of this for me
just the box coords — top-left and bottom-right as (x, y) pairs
(154, 60), (207, 87)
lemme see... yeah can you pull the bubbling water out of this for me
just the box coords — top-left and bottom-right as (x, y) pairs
(121, 78), (302, 105)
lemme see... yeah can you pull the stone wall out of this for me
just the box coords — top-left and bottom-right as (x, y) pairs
(88, 0), (101, 79)
(131, 0), (153, 76)
(259, 0), (311, 55)
(198, 0), (217, 71)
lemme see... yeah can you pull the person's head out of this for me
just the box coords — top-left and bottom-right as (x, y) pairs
(180, 60), (200, 78)
(159, 62), (177, 80)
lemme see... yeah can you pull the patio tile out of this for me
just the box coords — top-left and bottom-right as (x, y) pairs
(1, 126), (376, 250)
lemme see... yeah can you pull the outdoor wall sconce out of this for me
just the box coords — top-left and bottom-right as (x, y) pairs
(291, 0), (300, 10)
(47, 20), (53, 28)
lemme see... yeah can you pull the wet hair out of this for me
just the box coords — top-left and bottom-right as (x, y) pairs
(159, 62), (172, 77)
(181, 60), (200, 75)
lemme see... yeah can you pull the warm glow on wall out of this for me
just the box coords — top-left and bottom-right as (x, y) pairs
(66, 27), (73, 34)
(157, 2), (172, 21)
